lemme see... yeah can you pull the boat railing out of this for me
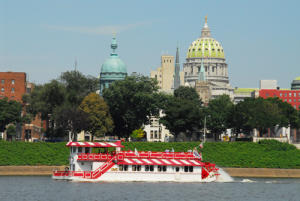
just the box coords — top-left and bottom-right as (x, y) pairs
(53, 170), (85, 177)
(77, 151), (197, 161)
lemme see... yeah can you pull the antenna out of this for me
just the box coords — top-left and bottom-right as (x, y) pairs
(74, 57), (78, 71)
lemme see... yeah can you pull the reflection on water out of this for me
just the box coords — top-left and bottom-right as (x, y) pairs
(0, 176), (300, 201)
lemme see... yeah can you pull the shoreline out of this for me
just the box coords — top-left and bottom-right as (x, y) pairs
(1, 166), (300, 178)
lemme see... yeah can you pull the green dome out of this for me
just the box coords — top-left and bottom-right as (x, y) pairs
(294, 76), (300, 81)
(187, 38), (225, 59)
(101, 55), (127, 74)
(100, 36), (127, 75)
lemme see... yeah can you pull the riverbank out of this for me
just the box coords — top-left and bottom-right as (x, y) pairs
(1, 166), (300, 178)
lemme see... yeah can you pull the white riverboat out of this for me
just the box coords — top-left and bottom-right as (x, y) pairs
(52, 140), (219, 182)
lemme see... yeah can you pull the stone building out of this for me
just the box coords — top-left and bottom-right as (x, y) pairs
(99, 36), (127, 95)
(183, 17), (233, 99)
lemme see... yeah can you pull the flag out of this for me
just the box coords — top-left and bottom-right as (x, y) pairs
(193, 147), (201, 159)
(199, 142), (204, 149)
(135, 148), (139, 156)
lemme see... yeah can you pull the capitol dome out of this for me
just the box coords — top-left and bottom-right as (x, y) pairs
(187, 38), (225, 59)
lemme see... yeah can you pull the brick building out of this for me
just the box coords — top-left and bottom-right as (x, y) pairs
(0, 72), (26, 102)
(0, 72), (44, 141)
(259, 89), (300, 110)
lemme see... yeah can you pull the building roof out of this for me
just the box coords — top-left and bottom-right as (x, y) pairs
(234, 88), (257, 93)
(66, 141), (124, 148)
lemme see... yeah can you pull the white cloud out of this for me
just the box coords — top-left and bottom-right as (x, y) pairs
(43, 22), (147, 35)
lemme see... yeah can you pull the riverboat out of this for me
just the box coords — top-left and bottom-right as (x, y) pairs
(52, 140), (219, 182)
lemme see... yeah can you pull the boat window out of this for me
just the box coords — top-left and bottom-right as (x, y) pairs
(150, 165), (154, 171)
(184, 166), (189, 172)
(175, 167), (180, 172)
(162, 166), (167, 172)
(158, 165), (162, 172)
(72, 164), (75, 171)
(132, 165), (137, 171)
(71, 147), (76, 153)
(85, 147), (90, 153)
(78, 147), (82, 153)
(119, 165), (123, 171)
(137, 165), (141, 171)
(124, 165), (128, 171)
(189, 166), (193, 172)
(145, 165), (150, 171)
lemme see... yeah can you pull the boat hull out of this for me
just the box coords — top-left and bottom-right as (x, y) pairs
(52, 171), (217, 182)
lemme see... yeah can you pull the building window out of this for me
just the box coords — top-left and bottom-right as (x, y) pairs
(289, 93), (292, 96)
(1, 79), (4, 84)
(289, 99), (292, 102)
(150, 131), (153, 139)
(284, 93), (287, 97)
(154, 131), (158, 138)
(266, 93), (269, 97)
(294, 93), (297, 97)
(280, 93), (282, 97)
(11, 79), (15, 84)
(11, 88), (15, 93)
(1, 87), (4, 92)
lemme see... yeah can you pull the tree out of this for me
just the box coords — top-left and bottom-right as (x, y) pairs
(79, 93), (114, 141)
(60, 71), (99, 106)
(0, 98), (22, 132)
(231, 97), (284, 137)
(130, 128), (145, 141)
(54, 105), (89, 141)
(160, 86), (203, 141)
(6, 124), (16, 141)
(103, 76), (159, 138)
(206, 95), (233, 141)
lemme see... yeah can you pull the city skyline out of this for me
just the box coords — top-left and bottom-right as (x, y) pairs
(1, 0), (300, 88)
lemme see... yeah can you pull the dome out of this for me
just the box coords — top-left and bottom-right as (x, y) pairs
(101, 55), (127, 74)
(187, 38), (225, 59)
(294, 76), (300, 81)
(186, 16), (225, 59)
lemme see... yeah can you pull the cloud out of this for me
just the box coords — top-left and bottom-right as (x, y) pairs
(43, 22), (147, 35)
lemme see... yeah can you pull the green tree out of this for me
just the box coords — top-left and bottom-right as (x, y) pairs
(130, 128), (145, 141)
(59, 70), (99, 105)
(206, 95), (233, 141)
(79, 93), (114, 141)
(0, 98), (22, 132)
(6, 124), (16, 141)
(103, 76), (159, 138)
(54, 105), (89, 141)
(231, 97), (284, 137)
(160, 86), (203, 141)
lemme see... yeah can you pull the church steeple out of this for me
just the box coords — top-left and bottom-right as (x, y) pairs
(174, 46), (181, 89)
(201, 16), (211, 38)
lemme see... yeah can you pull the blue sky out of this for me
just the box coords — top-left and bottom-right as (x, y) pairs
(1, 0), (300, 88)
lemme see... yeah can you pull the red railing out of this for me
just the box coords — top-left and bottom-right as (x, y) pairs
(77, 151), (197, 161)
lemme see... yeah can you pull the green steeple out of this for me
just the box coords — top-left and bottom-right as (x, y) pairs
(198, 60), (206, 81)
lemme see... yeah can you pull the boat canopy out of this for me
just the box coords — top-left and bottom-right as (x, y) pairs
(66, 141), (124, 148)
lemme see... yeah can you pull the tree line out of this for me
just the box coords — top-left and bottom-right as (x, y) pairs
(1, 70), (300, 141)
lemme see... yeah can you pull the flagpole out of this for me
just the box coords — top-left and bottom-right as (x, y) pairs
(204, 116), (206, 143)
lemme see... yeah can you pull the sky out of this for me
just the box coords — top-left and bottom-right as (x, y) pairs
(1, 0), (300, 88)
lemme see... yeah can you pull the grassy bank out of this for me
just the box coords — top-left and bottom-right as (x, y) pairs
(1, 140), (300, 168)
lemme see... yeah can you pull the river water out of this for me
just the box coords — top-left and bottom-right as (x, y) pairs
(0, 176), (300, 201)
